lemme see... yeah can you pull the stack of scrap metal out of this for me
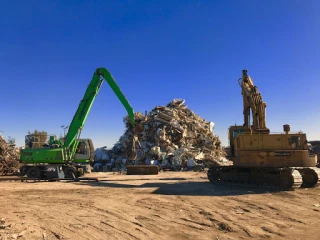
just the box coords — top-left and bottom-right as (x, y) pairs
(0, 136), (20, 175)
(109, 99), (229, 174)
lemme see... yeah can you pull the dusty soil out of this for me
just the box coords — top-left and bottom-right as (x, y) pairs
(0, 171), (320, 240)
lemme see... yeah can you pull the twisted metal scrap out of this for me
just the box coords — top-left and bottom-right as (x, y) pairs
(118, 99), (227, 166)
(0, 136), (20, 175)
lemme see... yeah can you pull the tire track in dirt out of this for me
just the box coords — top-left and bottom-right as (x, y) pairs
(8, 199), (129, 240)
(12, 188), (150, 239)
(1, 172), (320, 240)
(179, 196), (299, 238)
(134, 197), (239, 239)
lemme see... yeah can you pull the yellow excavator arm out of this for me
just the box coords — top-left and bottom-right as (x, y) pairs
(239, 69), (270, 134)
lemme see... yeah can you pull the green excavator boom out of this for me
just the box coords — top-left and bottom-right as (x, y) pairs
(20, 67), (135, 164)
(63, 68), (135, 159)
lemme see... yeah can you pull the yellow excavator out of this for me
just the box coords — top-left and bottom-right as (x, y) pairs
(207, 70), (320, 189)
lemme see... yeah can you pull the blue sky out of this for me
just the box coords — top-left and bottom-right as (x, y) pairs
(0, 0), (319, 148)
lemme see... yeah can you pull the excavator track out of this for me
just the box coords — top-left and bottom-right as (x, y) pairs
(207, 166), (303, 190)
(295, 167), (320, 188)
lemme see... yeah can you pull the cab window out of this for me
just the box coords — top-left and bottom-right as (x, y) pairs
(76, 142), (87, 154)
(232, 129), (246, 138)
(288, 136), (301, 149)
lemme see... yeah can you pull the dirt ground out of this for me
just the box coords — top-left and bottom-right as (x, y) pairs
(0, 171), (320, 240)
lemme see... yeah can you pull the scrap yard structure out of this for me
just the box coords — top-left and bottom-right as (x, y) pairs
(1, 68), (319, 240)
(1, 1), (319, 238)
(1, 69), (319, 190)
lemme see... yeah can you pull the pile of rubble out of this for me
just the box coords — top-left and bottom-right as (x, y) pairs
(97, 99), (228, 171)
(0, 136), (20, 175)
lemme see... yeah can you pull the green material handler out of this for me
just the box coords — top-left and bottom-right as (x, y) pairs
(20, 68), (135, 179)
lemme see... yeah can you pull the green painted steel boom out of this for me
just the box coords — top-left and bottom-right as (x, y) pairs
(63, 68), (135, 154)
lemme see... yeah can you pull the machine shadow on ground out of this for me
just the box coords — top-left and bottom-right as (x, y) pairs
(74, 179), (287, 197)
(97, 177), (189, 182)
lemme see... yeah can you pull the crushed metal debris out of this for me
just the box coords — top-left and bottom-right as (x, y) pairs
(0, 135), (20, 175)
(95, 99), (229, 171)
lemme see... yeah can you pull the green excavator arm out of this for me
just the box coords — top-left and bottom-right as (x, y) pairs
(63, 68), (135, 158)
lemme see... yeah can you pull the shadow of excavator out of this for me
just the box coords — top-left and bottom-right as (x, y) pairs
(72, 177), (286, 197)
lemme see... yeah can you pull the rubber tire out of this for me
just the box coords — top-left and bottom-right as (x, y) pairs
(26, 167), (41, 178)
(64, 167), (76, 178)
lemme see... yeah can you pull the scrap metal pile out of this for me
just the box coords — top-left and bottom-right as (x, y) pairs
(106, 99), (229, 170)
(0, 136), (20, 175)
